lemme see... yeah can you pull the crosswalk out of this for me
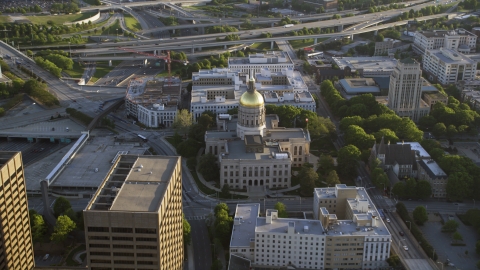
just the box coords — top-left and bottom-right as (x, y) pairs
(185, 216), (206, 221)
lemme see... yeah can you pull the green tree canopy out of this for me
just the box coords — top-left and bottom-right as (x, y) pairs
(416, 180), (432, 199)
(326, 170), (341, 187)
(317, 154), (335, 176)
(391, 182), (405, 198)
(198, 153), (220, 183)
(446, 172), (473, 201)
(337, 145), (361, 177)
(183, 214), (191, 245)
(442, 219), (459, 232)
(413, 206), (428, 225)
(173, 109), (193, 136)
(29, 210), (46, 242)
(274, 202), (288, 218)
(298, 164), (318, 196)
(452, 231), (463, 243)
(53, 196), (72, 217)
(50, 215), (76, 243)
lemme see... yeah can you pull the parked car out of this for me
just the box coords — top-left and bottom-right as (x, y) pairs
(399, 231), (404, 236)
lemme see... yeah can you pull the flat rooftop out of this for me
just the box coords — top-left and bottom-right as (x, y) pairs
(89, 155), (179, 212)
(332, 56), (398, 73)
(126, 76), (181, 108)
(418, 159), (447, 178)
(399, 142), (431, 159)
(231, 204), (259, 247)
(427, 48), (476, 65)
(256, 217), (325, 235)
(229, 51), (293, 65)
(47, 136), (147, 189)
(225, 140), (283, 160)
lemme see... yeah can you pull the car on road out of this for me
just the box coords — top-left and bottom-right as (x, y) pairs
(399, 231), (404, 236)
(386, 218), (390, 223)
(42, 254), (50, 261)
(403, 246), (408, 251)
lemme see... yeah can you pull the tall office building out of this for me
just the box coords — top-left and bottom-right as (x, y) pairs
(84, 155), (183, 270)
(0, 152), (35, 270)
(387, 59), (430, 122)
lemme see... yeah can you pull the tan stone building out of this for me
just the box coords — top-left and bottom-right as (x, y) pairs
(84, 155), (183, 270)
(423, 91), (448, 109)
(0, 152), (34, 270)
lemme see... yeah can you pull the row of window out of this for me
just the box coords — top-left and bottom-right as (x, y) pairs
(87, 227), (156, 234)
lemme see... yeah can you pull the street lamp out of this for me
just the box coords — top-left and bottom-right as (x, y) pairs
(116, 28), (118, 39)
(405, 220), (411, 231)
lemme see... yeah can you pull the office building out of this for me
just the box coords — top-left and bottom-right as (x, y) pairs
(387, 58), (430, 122)
(228, 51), (294, 74)
(423, 48), (476, 85)
(205, 78), (311, 191)
(0, 152), (34, 270)
(332, 56), (398, 77)
(413, 29), (477, 54)
(229, 185), (391, 269)
(190, 68), (315, 121)
(125, 77), (181, 128)
(418, 159), (448, 198)
(84, 155), (183, 270)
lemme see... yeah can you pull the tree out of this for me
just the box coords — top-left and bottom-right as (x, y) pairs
(374, 129), (399, 144)
(317, 154), (335, 176)
(413, 206), (428, 225)
(404, 178), (417, 199)
(173, 109), (193, 136)
(274, 202), (288, 218)
(336, 145), (361, 177)
(476, 240), (480, 255)
(183, 214), (191, 246)
(392, 182), (405, 198)
(442, 220), (459, 232)
(53, 196), (72, 217)
(386, 254), (400, 267)
(477, 260), (480, 269)
(432, 122), (446, 138)
(344, 125), (376, 150)
(198, 113), (214, 130)
(176, 138), (201, 158)
(416, 180), (432, 199)
(211, 259), (223, 270)
(50, 215), (76, 243)
(375, 34), (385, 42)
(221, 184), (230, 198)
(214, 203), (229, 216)
(446, 172), (473, 201)
(29, 210), (46, 242)
(325, 170), (341, 187)
(452, 231), (463, 243)
(198, 153), (220, 182)
(298, 164), (318, 196)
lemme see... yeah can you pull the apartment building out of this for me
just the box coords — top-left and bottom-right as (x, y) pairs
(229, 185), (391, 270)
(0, 152), (34, 270)
(413, 29), (477, 54)
(418, 159), (448, 198)
(84, 155), (183, 270)
(228, 51), (294, 73)
(423, 48), (476, 85)
(387, 58), (430, 122)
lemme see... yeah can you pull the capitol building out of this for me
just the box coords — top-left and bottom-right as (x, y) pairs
(205, 77), (311, 192)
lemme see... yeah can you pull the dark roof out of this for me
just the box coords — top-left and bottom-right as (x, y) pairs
(376, 139), (415, 166)
(317, 69), (345, 76)
(373, 77), (390, 90)
(400, 58), (417, 64)
(418, 159), (447, 179)
(245, 135), (263, 146)
(228, 254), (251, 270)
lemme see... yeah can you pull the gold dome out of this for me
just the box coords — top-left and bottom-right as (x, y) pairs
(239, 91), (264, 108)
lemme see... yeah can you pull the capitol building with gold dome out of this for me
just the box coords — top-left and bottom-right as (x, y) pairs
(236, 77), (267, 139)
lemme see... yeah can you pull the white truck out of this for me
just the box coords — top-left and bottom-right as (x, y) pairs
(283, 24), (294, 28)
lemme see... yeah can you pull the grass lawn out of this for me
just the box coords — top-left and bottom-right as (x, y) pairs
(63, 62), (84, 78)
(101, 19), (122, 35)
(124, 14), (142, 32)
(250, 42), (277, 50)
(89, 60), (122, 83)
(289, 38), (328, 49)
(65, 244), (86, 266)
(26, 12), (96, 25)
(310, 135), (337, 157)
(0, 16), (11, 23)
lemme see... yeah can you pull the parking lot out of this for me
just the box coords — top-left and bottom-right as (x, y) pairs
(419, 214), (479, 269)
(34, 254), (62, 267)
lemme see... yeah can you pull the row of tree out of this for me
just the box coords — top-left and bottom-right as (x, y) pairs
(2, 4), (42, 14)
(35, 57), (62, 78)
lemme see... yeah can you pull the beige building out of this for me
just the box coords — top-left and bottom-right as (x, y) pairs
(205, 78), (311, 191)
(423, 48), (477, 85)
(423, 91), (448, 108)
(229, 185), (391, 270)
(388, 58), (430, 122)
(413, 28), (477, 54)
(84, 155), (183, 270)
(0, 152), (34, 270)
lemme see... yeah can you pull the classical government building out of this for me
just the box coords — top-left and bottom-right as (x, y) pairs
(84, 155), (183, 270)
(205, 78), (311, 191)
(0, 152), (35, 270)
(228, 185), (391, 270)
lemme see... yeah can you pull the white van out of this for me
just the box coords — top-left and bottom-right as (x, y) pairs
(42, 254), (50, 261)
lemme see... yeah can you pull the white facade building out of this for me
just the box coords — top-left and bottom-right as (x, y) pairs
(228, 51), (294, 73)
(229, 185), (392, 270)
(125, 77), (181, 128)
(413, 29), (477, 54)
(332, 56), (398, 77)
(423, 48), (476, 85)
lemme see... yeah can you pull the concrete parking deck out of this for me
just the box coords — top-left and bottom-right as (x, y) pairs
(0, 118), (85, 139)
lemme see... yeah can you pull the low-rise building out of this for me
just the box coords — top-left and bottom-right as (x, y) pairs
(418, 159), (448, 198)
(332, 56), (398, 77)
(423, 48), (476, 85)
(370, 137), (418, 179)
(413, 28), (477, 54)
(423, 91), (448, 108)
(228, 51), (294, 74)
(228, 185), (392, 270)
(125, 77), (181, 128)
(338, 78), (381, 97)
